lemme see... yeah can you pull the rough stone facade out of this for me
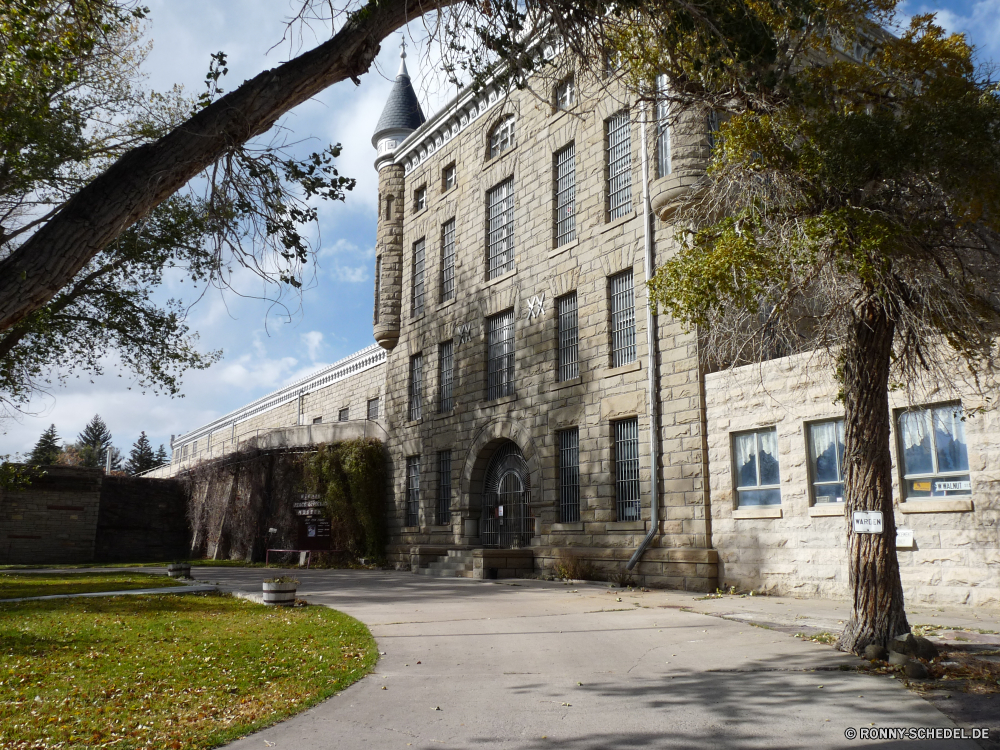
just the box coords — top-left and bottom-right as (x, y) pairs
(705, 352), (1000, 607)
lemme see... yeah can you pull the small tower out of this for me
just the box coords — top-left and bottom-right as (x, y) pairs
(372, 42), (426, 351)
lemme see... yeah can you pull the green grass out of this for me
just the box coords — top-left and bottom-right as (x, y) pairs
(0, 572), (186, 600)
(0, 592), (377, 749)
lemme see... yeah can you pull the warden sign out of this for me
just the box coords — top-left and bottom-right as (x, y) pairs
(852, 510), (884, 534)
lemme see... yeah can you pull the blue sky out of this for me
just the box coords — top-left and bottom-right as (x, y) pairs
(1, 0), (998, 460)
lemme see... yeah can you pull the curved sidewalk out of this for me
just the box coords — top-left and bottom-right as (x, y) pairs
(193, 568), (988, 750)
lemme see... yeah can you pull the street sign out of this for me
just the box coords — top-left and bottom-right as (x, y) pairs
(852, 510), (884, 534)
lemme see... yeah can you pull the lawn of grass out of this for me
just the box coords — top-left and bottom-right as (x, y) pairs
(0, 572), (185, 600)
(0, 592), (377, 749)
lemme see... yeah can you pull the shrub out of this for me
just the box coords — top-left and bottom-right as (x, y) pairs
(553, 553), (601, 581)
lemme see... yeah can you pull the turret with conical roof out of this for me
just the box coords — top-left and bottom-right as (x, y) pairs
(373, 43), (425, 172)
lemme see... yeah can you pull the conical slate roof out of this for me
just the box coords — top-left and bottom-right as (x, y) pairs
(372, 51), (426, 146)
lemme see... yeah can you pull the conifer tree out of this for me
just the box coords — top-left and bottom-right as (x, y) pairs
(28, 424), (62, 465)
(125, 432), (158, 475)
(77, 415), (113, 469)
(154, 444), (168, 466)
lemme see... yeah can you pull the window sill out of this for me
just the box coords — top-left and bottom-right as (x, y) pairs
(402, 526), (420, 533)
(603, 360), (641, 377)
(809, 504), (846, 517)
(404, 419), (422, 427)
(552, 376), (583, 391)
(427, 525), (452, 531)
(600, 211), (637, 234)
(899, 498), (973, 513)
(485, 393), (517, 407)
(551, 522), (584, 532)
(549, 238), (578, 258)
(435, 409), (455, 420)
(436, 298), (457, 312)
(732, 506), (782, 519)
(411, 206), (427, 218)
(484, 268), (517, 288)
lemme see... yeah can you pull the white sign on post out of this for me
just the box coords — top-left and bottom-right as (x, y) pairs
(852, 510), (884, 534)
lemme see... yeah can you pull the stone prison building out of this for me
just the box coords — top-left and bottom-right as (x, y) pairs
(156, 48), (999, 608)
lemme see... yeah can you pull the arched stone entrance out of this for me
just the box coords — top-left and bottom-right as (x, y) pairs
(479, 440), (532, 548)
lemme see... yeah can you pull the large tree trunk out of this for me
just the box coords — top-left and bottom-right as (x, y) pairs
(836, 298), (909, 655)
(0, 0), (452, 334)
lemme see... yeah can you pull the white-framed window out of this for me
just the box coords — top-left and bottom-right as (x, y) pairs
(488, 115), (515, 159)
(441, 219), (456, 302)
(442, 163), (456, 192)
(411, 237), (425, 317)
(486, 309), (515, 400)
(338, 407), (349, 422)
(656, 74), (671, 178)
(609, 270), (636, 367)
(807, 419), (844, 503)
(408, 353), (423, 422)
(438, 340), (454, 412)
(554, 142), (576, 247)
(414, 186), (426, 212)
(555, 76), (575, 110)
(406, 455), (420, 527)
(606, 109), (632, 220)
(559, 427), (580, 523)
(486, 177), (515, 279)
(733, 428), (781, 506)
(898, 403), (971, 499)
(557, 292), (579, 381)
(614, 417), (641, 521)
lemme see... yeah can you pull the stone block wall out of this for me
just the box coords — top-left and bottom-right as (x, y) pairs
(705, 351), (1000, 607)
(0, 467), (102, 564)
(95, 476), (189, 562)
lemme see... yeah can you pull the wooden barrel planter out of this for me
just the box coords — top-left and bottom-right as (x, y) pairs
(262, 581), (298, 606)
(167, 563), (191, 579)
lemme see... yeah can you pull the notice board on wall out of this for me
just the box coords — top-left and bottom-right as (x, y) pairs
(293, 494), (333, 550)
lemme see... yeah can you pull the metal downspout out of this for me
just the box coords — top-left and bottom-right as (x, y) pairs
(627, 100), (660, 572)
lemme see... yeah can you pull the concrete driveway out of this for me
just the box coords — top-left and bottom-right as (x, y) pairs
(193, 568), (984, 750)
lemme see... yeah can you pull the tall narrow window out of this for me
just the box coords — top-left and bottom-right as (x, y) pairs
(338, 407), (349, 422)
(412, 238), (425, 317)
(808, 419), (845, 503)
(439, 340), (454, 412)
(606, 109), (632, 220)
(656, 74), (672, 178)
(442, 163), (456, 191)
(409, 353), (423, 421)
(367, 397), (379, 420)
(614, 418), (641, 521)
(441, 219), (456, 302)
(554, 143), (576, 247)
(558, 293), (579, 381)
(489, 116), (515, 159)
(414, 186), (426, 212)
(555, 76), (575, 110)
(898, 404), (971, 499)
(373, 256), (381, 325)
(707, 110), (721, 152)
(559, 428), (580, 523)
(733, 428), (781, 506)
(487, 309), (515, 399)
(406, 456), (420, 527)
(610, 270), (636, 367)
(437, 450), (452, 525)
(486, 177), (515, 279)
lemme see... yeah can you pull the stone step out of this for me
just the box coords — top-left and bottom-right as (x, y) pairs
(427, 561), (474, 572)
(414, 566), (474, 578)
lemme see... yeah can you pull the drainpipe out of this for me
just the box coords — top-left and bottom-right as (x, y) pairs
(627, 99), (660, 572)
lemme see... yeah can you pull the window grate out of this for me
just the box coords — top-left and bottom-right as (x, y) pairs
(489, 116), (515, 159)
(558, 293), (579, 381)
(554, 143), (576, 247)
(338, 407), (349, 422)
(614, 418), (641, 522)
(487, 309), (515, 400)
(437, 450), (452, 525)
(441, 219), (456, 302)
(656, 75), (672, 178)
(439, 340), (454, 412)
(486, 178), (515, 279)
(610, 270), (636, 367)
(606, 109), (632, 220)
(559, 428), (580, 523)
(412, 238), (425, 316)
(367, 398), (379, 420)
(406, 456), (420, 527)
(409, 354), (423, 421)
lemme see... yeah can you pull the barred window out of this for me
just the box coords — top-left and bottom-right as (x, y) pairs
(656, 74), (672, 178)
(414, 186), (426, 212)
(558, 428), (580, 523)
(437, 450), (452, 525)
(486, 177), (515, 279)
(557, 293), (579, 381)
(554, 143), (576, 247)
(439, 340), (454, 412)
(555, 76), (575, 110)
(412, 238), (425, 317)
(614, 418), (641, 521)
(606, 109), (632, 220)
(409, 353), (423, 421)
(610, 270), (636, 367)
(441, 219), (456, 302)
(406, 456), (420, 527)
(338, 407), (349, 422)
(367, 398), (379, 420)
(487, 309), (515, 400)
(489, 115), (515, 159)
(443, 163), (456, 191)
(733, 428), (781, 506)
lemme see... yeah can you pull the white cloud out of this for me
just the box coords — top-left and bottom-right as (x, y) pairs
(301, 330), (324, 361)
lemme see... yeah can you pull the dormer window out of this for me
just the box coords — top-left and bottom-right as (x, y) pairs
(489, 116), (515, 159)
(414, 186), (426, 212)
(555, 76), (575, 110)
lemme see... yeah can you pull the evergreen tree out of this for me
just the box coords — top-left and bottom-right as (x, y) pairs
(28, 424), (62, 465)
(77, 415), (113, 469)
(154, 444), (168, 466)
(125, 432), (157, 475)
